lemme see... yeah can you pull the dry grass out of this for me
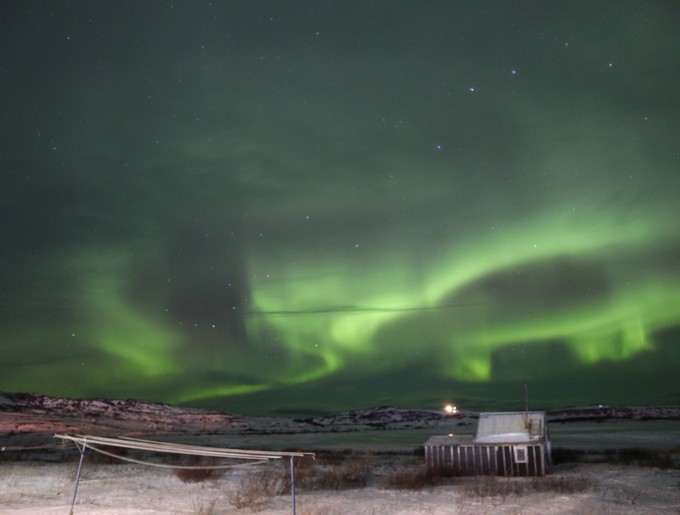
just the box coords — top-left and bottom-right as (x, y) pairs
(315, 452), (375, 490)
(461, 474), (591, 498)
(297, 502), (346, 515)
(530, 475), (591, 494)
(192, 497), (219, 514)
(552, 446), (680, 469)
(173, 446), (673, 510)
(227, 467), (281, 510)
(276, 451), (376, 492)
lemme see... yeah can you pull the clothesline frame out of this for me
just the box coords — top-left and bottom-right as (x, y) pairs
(54, 433), (314, 515)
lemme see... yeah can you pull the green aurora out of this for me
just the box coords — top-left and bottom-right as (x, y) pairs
(1, 1), (678, 415)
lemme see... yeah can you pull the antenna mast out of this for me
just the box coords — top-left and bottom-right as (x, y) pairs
(523, 383), (530, 431)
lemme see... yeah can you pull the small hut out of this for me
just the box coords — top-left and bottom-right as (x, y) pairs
(424, 411), (551, 476)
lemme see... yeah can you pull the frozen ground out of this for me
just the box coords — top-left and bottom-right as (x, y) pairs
(0, 460), (678, 514)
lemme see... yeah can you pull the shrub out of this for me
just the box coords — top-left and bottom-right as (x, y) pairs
(279, 456), (319, 492)
(174, 457), (225, 483)
(315, 449), (350, 466)
(380, 465), (431, 490)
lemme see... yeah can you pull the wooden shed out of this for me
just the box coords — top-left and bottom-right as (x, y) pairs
(424, 411), (551, 476)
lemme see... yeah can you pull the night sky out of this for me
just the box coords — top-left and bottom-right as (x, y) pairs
(1, 1), (678, 416)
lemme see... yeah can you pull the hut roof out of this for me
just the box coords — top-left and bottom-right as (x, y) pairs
(474, 411), (546, 443)
(424, 434), (474, 446)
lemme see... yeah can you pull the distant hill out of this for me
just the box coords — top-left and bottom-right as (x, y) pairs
(1, 391), (678, 442)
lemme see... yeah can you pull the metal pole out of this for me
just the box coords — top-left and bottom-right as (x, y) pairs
(70, 442), (87, 515)
(290, 456), (296, 515)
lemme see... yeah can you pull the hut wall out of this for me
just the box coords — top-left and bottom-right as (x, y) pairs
(425, 442), (548, 476)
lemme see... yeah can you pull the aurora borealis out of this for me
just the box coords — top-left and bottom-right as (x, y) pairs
(1, 1), (678, 416)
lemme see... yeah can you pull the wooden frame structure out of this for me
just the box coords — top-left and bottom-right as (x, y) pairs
(55, 434), (314, 514)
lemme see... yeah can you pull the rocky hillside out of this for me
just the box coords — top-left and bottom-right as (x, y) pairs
(546, 405), (680, 422)
(0, 392), (248, 437)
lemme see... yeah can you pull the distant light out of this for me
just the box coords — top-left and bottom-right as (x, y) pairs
(444, 404), (458, 415)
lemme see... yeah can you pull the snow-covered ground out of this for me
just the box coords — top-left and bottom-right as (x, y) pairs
(0, 460), (678, 514)
(1, 395), (679, 513)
